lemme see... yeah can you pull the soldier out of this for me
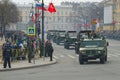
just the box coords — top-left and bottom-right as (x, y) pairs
(48, 42), (54, 61)
(3, 42), (12, 68)
(27, 37), (33, 63)
(45, 40), (50, 57)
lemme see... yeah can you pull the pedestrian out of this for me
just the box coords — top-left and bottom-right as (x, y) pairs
(11, 42), (17, 61)
(48, 42), (54, 61)
(3, 42), (12, 68)
(1, 32), (3, 41)
(45, 40), (49, 57)
(27, 37), (33, 63)
(1, 43), (6, 61)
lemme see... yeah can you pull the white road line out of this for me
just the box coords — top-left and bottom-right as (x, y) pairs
(108, 55), (111, 58)
(108, 54), (119, 57)
(113, 53), (120, 56)
(109, 48), (120, 53)
(67, 55), (75, 59)
(60, 55), (64, 57)
(76, 54), (79, 57)
(53, 55), (59, 59)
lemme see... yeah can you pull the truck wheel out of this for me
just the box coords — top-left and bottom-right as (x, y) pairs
(105, 55), (107, 62)
(64, 45), (66, 49)
(75, 47), (79, 54)
(100, 56), (105, 64)
(79, 54), (84, 64)
(56, 41), (59, 45)
(66, 45), (69, 49)
(64, 43), (67, 49)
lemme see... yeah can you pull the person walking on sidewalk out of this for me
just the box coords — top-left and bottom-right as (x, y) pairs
(48, 42), (54, 61)
(27, 37), (33, 63)
(3, 42), (12, 68)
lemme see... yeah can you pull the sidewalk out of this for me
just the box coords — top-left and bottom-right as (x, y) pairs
(0, 37), (57, 71)
(0, 57), (57, 72)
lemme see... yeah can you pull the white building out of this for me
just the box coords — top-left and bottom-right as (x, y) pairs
(15, 3), (79, 32)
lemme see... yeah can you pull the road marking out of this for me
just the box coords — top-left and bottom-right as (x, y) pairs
(108, 55), (111, 58)
(109, 48), (120, 53)
(60, 55), (64, 58)
(114, 53), (120, 56)
(108, 54), (119, 57)
(76, 54), (79, 57)
(67, 55), (75, 59)
(53, 55), (59, 59)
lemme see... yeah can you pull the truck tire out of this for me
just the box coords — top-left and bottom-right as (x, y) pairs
(100, 56), (105, 64)
(79, 54), (84, 64)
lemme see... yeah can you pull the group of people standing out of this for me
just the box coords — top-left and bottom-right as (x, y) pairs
(2, 39), (54, 68)
(1, 31), (54, 68)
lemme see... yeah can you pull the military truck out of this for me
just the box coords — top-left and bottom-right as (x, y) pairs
(75, 30), (93, 54)
(78, 37), (109, 64)
(46, 30), (58, 40)
(56, 30), (66, 45)
(64, 31), (77, 49)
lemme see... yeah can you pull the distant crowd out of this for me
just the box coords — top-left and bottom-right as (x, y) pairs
(1, 31), (54, 68)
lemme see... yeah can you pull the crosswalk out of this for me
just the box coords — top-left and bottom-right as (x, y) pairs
(53, 53), (120, 59)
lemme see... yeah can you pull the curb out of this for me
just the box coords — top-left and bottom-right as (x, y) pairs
(0, 59), (57, 72)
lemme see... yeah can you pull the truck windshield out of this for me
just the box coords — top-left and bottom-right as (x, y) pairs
(80, 40), (105, 47)
(69, 33), (77, 38)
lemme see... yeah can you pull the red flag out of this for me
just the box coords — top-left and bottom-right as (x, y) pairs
(35, 13), (41, 19)
(32, 15), (36, 23)
(48, 2), (56, 13)
(38, 6), (47, 11)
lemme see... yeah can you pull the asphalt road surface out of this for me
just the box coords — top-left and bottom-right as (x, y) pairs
(0, 39), (120, 80)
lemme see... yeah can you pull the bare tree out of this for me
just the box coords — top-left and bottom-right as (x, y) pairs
(0, 0), (19, 33)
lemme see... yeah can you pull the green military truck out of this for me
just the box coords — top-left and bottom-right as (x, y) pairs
(47, 30), (58, 40)
(64, 31), (77, 49)
(75, 30), (93, 54)
(79, 37), (109, 64)
(56, 30), (66, 45)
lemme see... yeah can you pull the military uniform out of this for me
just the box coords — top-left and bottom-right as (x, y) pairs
(27, 38), (33, 63)
(47, 43), (54, 61)
(3, 43), (12, 68)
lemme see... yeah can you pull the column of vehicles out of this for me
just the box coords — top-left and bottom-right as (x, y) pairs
(47, 30), (109, 64)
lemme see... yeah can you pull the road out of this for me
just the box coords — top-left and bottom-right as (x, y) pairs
(0, 39), (120, 80)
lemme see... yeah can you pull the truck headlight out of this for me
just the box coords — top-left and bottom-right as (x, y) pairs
(97, 51), (101, 54)
(81, 51), (86, 54)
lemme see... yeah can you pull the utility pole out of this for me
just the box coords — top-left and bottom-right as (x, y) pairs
(41, 0), (45, 60)
(34, 0), (45, 60)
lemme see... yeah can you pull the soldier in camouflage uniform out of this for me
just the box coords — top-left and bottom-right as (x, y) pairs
(27, 37), (33, 63)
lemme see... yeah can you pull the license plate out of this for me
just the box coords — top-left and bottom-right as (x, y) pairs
(88, 55), (94, 57)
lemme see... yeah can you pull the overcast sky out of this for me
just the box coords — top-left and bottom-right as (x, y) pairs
(11, 0), (103, 5)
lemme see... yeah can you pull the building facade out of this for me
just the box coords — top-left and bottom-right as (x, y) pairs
(16, 4), (31, 32)
(16, 3), (79, 33)
(44, 6), (78, 31)
(114, 0), (120, 30)
(17, 4), (77, 31)
(103, 0), (120, 31)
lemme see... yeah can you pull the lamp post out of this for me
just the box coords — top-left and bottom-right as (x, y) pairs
(40, 0), (45, 60)
(41, 0), (45, 60)
(34, 0), (45, 60)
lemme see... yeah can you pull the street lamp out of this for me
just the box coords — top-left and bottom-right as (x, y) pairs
(41, 0), (45, 60)
(35, 0), (45, 60)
